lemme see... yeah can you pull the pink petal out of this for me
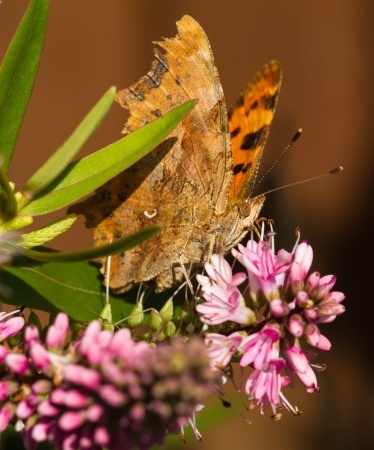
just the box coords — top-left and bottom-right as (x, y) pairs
(37, 400), (59, 416)
(24, 324), (40, 345)
(0, 344), (9, 362)
(5, 353), (29, 374)
(288, 314), (305, 337)
(99, 384), (126, 406)
(270, 298), (289, 317)
(64, 365), (101, 389)
(31, 422), (50, 442)
(30, 343), (51, 371)
(86, 404), (104, 422)
(59, 411), (84, 431)
(94, 427), (110, 445)
(0, 404), (13, 432)
(294, 242), (313, 276)
(0, 317), (25, 340)
(16, 399), (34, 420)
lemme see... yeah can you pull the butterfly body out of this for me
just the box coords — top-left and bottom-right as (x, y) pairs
(70, 16), (281, 292)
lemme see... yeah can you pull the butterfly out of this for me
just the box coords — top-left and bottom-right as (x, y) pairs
(69, 15), (281, 293)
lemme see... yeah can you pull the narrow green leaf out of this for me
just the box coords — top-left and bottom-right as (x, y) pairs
(13, 215), (77, 248)
(3, 225), (160, 262)
(22, 87), (116, 199)
(0, 0), (49, 173)
(18, 100), (195, 216)
(0, 215), (33, 232)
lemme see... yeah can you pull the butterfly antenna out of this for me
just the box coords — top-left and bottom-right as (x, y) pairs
(253, 165), (343, 199)
(253, 128), (303, 191)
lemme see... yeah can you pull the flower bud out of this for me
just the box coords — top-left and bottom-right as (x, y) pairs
(127, 299), (144, 328)
(159, 298), (174, 321)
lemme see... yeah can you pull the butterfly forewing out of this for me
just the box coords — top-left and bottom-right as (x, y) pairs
(227, 60), (282, 203)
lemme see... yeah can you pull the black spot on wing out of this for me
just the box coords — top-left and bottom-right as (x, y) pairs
(240, 126), (266, 150)
(241, 163), (251, 174)
(264, 92), (278, 110)
(233, 162), (252, 175)
(233, 163), (244, 175)
(230, 127), (241, 138)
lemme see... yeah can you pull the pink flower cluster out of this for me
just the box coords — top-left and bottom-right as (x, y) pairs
(0, 313), (213, 450)
(196, 232), (345, 415)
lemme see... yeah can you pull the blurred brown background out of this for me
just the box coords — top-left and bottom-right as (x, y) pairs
(1, 1), (373, 449)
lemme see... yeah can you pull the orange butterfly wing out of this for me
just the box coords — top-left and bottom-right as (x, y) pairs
(228, 60), (282, 204)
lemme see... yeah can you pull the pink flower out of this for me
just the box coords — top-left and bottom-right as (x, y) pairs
(46, 312), (69, 350)
(205, 332), (244, 370)
(245, 358), (286, 413)
(30, 343), (52, 372)
(5, 353), (30, 375)
(303, 273), (345, 324)
(63, 365), (102, 390)
(197, 254), (246, 290)
(50, 388), (90, 409)
(239, 325), (282, 370)
(196, 227), (345, 416)
(0, 344), (9, 362)
(0, 310), (25, 341)
(0, 314), (213, 450)
(58, 411), (85, 431)
(270, 298), (290, 317)
(288, 313), (305, 337)
(284, 343), (319, 393)
(0, 404), (14, 432)
(16, 399), (34, 420)
(24, 324), (40, 345)
(0, 381), (18, 401)
(196, 286), (255, 325)
(232, 239), (292, 301)
(196, 255), (255, 325)
(293, 242), (313, 278)
(304, 324), (331, 350)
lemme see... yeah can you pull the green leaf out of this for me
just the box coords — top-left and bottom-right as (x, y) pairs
(0, 215), (33, 232)
(18, 100), (195, 216)
(1, 258), (134, 323)
(5, 225), (160, 262)
(13, 215), (77, 248)
(22, 87), (116, 199)
(0, 0), (49, 174)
